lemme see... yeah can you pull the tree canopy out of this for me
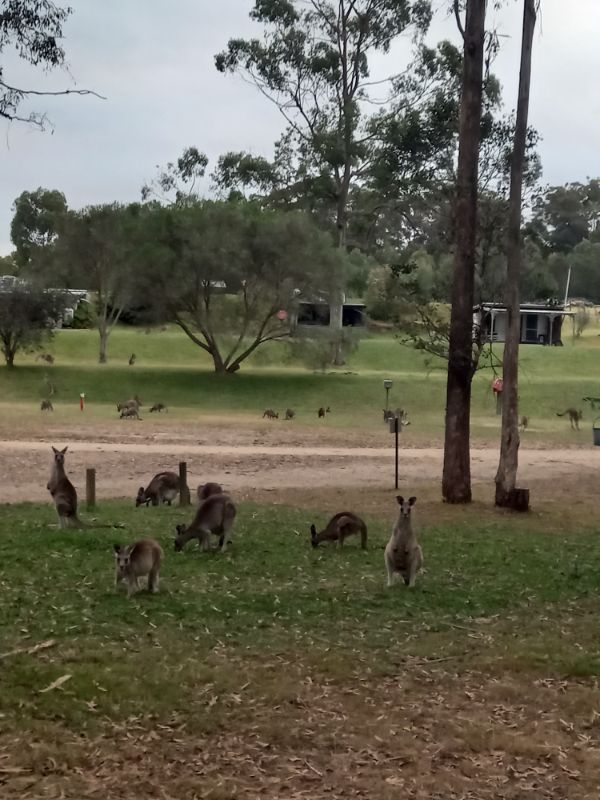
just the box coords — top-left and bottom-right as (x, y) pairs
(137, 201), (346, 374)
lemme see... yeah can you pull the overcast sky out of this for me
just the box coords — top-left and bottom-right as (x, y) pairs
(1, 0), (599, 255)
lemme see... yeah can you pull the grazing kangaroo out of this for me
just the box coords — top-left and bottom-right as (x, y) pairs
(263, 409), (279, 419)
(519, 415), (529, 431)
(117, 395), (143, 413)
(136, 471), (180, 507)
(114, 539), (163, 597)
(318, 406), (330, 418)
(149, 403), (167, 413)
(310, 512), (368, 550)
(556, 408), (583, 430)
(174, 493), (237, 553)
(120, 406), (141, 420)
(385, 496), (423, 588)
(128, 353), (136, 366)
(285, 408), (296, 420)
(197, 482), (224, 502)
(47, 446), (82, 529)
(41, 399), (54, 412)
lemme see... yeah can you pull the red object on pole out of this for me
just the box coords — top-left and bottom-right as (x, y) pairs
(277, 309), (288, 321)
(80, 393), (85, 411)
(492, 377), (504, 394)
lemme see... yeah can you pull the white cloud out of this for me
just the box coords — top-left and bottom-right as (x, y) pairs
(1, 0), (599, 254)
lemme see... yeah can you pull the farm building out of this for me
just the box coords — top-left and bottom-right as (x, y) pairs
(291, 299), (367, 330)
(474, 302), (574, 346)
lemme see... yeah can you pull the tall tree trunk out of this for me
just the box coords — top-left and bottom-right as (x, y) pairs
(330, 189), (350, 366)
(442, 0), (487, 504)
(98, 323), (108, 364)
(495, 0), (537, 507)
(4, 349), (15, 368)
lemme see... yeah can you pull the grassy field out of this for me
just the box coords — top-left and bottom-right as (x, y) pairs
(2, 498), (600, 797)
(0, 319), (599, 442)
(2, 323), (600, 796)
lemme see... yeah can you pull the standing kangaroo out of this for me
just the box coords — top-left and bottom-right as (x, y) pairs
(136, 471), (180, 507)
(47, 446), (82, 528)
(384, 496), (423, 588)
(174, 493), (237, 553)
(556, 408), (583, 430)
(114, 539), (163, 597)
(310, 512), (368, 549)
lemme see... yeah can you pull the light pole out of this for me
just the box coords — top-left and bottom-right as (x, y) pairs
(383, 379), (393, 413)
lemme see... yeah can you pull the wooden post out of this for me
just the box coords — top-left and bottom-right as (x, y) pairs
(179, 461), (190, 506)
(496, 392), (502, 416)
(86, 468), (96, 510)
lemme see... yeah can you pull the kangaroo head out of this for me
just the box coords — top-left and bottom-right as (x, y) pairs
(174, 523), (186, 552)
(114, 544), (131, 576)
(51, 446), (68, 465)
(135, 487), (148, 507)
(396, 495), (417, 519)
(310, 524), (318, 547)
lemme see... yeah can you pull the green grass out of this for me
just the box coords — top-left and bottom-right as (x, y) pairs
(2, 499), (600, 734)
(1, 320), (599, 439)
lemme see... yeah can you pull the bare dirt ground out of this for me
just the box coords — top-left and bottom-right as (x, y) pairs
(0, 418), (597, 506)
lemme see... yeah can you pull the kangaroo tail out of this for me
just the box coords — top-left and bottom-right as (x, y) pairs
(360, 522), (368, 550)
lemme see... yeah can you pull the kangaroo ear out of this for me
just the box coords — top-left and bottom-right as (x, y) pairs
(409, 496), (417, 506)
(310, 524), (317, 537)
(52, 446), (58, 454)
(61, 446), (68, 454)
(396, 496), (404, 505)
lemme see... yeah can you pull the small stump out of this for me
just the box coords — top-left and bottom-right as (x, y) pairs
(496, 487), (530, 512)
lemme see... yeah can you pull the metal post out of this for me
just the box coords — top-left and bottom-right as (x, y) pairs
(394, 416), (399, 490)
(496, 393), (502, 416)
(86, 468), (96, 510)
(179, 461), (190, 506)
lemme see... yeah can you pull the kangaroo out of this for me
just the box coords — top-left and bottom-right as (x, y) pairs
(556, 408), (583, 430)
(117, 395), (143, 413)
(285, 408), (295, 420)
(36, 353), (54, 365)
(46, 446), (82, 529)
(318, 407), (326, 418)
(310, 512), (368, 550)
(114, 539), (163, 597)
(385, 496), (423, 588)
(174, 493), (237, 553)
(136, 471), (180, 507)
(519, 415), (529, 431)
(583, 396), (600, 411)
(263, 409), (279, 420)
(197, 482), (224, 502)
(149, 403), (167, 413)
(41, 399), (54, 412)
(128, 353), (136, 366)
(120, 406), (141, 420)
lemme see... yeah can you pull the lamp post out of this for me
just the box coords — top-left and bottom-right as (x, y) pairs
(383, 379), (393, 413)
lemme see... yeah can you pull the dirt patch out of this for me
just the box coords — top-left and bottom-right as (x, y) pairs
(2, 667), (599, 799)
(0, 416), (598, 505)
